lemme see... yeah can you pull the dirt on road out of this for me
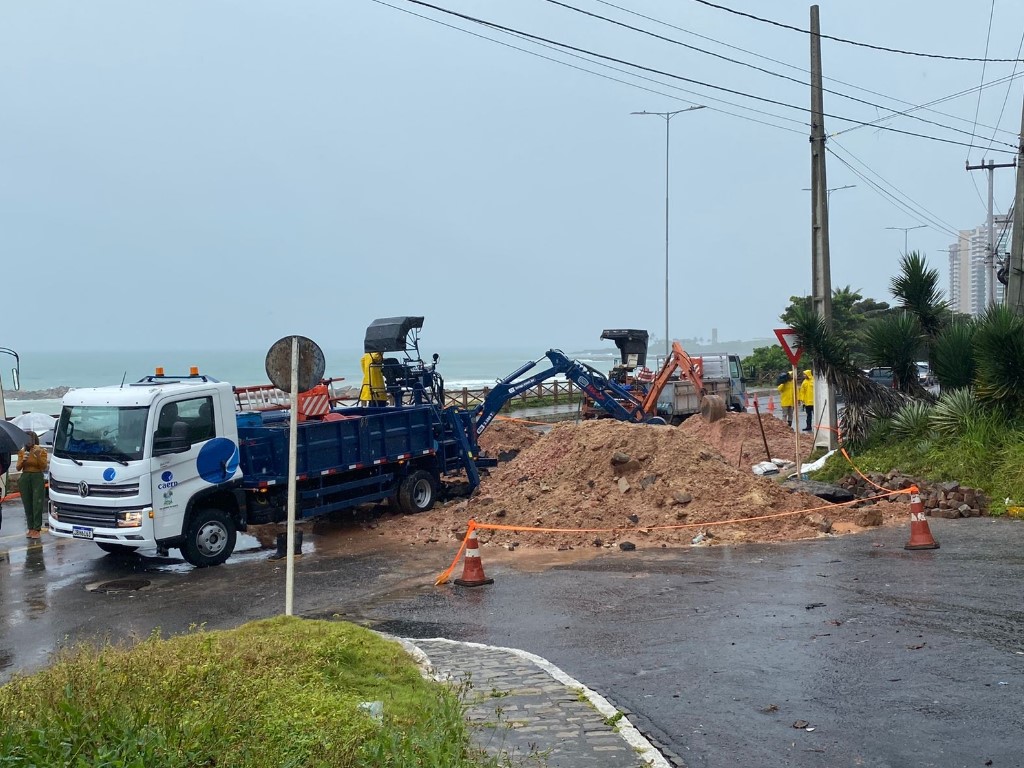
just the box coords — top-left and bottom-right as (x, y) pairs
(372, 414), (905, 551)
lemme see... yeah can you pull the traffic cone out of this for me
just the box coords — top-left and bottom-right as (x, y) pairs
(454, 529), (494, 587)
(904, 487), (939, 550)
(767, 395), (775, 415)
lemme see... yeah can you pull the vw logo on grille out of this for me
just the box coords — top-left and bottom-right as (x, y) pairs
(78, 481), (90, 498)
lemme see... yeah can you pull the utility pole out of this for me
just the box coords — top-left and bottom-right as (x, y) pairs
(808, 5), (836, 450)
(966, 158), (1015, 307)
(1006, 97), (1024, 316)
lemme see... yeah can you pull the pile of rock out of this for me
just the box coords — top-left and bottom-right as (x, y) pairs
(836, 471), (988, 518)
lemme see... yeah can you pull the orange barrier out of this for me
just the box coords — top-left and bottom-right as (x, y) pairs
(904, 486), (939, 550)
(452, 527), (494, 587)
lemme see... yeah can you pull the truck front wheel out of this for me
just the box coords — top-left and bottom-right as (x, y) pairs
(398, 471), (436, 514)
(181, 507), (236, 567)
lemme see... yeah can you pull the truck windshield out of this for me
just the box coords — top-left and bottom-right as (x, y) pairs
(53, 405), (150, 463)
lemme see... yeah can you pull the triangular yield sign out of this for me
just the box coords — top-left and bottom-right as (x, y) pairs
(774, 328), (803, 366)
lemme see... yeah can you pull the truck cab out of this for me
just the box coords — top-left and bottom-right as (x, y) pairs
(47, 371), (244, 566)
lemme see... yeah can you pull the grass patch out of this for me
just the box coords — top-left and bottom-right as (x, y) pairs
(0, 616), (496, 768)
(814, 420), (1024, 515)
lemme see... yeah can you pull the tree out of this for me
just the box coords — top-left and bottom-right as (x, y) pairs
(781, 286), (893, 366)
(741, 345), (790, 385)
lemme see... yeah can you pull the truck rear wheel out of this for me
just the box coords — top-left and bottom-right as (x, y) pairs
(181, 507), (236, 567)
(398, 471), (436, 514)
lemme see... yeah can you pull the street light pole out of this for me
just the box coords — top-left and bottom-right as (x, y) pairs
(885, 224), (926, 254)
(632, 105), (705, 357)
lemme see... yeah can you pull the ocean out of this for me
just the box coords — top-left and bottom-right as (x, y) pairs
(1, 346), (618, 417)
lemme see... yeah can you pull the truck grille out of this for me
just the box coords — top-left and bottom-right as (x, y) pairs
(51, 502), (147, 528)
(49, 478), (141, 498)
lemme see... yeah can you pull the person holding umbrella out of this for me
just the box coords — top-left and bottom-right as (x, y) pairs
(16, 431), (48, 539)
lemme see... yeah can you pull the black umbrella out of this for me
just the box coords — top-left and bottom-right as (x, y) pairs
(0, 420), (31, 454)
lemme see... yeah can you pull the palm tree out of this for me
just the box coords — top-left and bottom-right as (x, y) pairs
(890, 251), (949, 341)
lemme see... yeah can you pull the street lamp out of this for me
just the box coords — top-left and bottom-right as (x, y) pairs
(802, 184), (856, 213)
(632, 105), (705, 357)
(886, 224), (926, 254)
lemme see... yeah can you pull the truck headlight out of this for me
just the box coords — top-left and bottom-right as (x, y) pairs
(117, 510), (143, 528)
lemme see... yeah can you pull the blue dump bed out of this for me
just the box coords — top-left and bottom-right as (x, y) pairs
(236, 405), (437, 485)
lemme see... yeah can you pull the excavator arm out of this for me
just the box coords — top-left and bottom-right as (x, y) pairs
(471, 349), (650, 436)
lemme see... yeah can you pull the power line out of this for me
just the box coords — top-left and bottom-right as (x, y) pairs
(984, 28), (1024, 153)
(391, 0), (1017, 153)
(690, 0), (1024, 63)
(367, 0), (807, 135)
(968, 0), (998, 155)
(593, 0), (1020, 139)
(545, 0), (1013, 146)
(828, 140), (961, 238)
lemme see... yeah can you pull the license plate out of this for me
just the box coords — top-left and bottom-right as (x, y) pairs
(72, 526), (94, 540)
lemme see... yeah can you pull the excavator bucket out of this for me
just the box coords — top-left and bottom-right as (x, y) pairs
(700, 394), (727, 423)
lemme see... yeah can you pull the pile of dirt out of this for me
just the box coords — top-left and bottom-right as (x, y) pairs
(377, 419), (902, 550)
(679, 411), (817, 469)
(477, 418), (542, 457)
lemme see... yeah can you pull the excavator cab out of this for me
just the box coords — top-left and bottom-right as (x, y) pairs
(599, 329), (649, 385)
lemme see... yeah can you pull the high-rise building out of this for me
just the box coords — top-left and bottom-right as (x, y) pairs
(948, 214), (1011, 315)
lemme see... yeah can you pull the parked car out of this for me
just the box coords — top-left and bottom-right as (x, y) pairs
(866, 367), (895, 388)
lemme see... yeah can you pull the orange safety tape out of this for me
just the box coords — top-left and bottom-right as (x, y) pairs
(434, 520), (477, 586)
(435, 486), (909, 584)
(839, 447), (914, 498)
(0, 492), (21, 503)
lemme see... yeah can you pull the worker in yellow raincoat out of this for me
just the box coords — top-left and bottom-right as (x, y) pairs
(798, 369), (814, 432)
(776, 372), (797, 428)
(359, 351), (387, 407)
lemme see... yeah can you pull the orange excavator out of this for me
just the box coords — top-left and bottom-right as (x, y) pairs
(641, 340), (726, 423)
(582, 331), (726, 423)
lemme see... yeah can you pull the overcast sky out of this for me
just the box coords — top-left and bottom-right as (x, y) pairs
(2, 1), (1022, 353)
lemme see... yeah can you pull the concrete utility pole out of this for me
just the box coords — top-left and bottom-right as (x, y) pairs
(808, 5), (836, 450)
(966, 159), (1015, 307)
(1006, 98), (1024, 315)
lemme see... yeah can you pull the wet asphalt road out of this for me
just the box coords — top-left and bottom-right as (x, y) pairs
(2, 509), (1023, 768)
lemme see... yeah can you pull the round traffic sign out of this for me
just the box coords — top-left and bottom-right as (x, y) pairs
(265, 336), (326, 393)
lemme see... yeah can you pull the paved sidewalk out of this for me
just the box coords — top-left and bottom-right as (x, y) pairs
(396, 637), (670, 768)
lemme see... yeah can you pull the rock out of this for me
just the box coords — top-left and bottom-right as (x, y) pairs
(940, 481), (961, 493)
(781, 479), (856, 504)
(933, 508), (959, 519)
(617, 477), (631, 494)
(610, 451), (632, 465)
(674, 510), (688, 521)
(539, 482), (552, 492)
(496, 450), (519, 462)
(805, 512), (833, 533)
(854, 508), (883, 527)
(495, 509), (507, 518)
(957, 503), (973, 517)
(671, 491), (694, 506)
(592, 538), (603, 547)
(627, 513), (639, 523)
(639, 474), (658, 490)
(476, 496), (495, 506)
(618, 541), (636, 551)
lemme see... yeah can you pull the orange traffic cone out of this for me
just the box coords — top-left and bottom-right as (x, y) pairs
(454, 529), (494, 587)
(767, 395), (775, 415)
(904, 487), (939, 550)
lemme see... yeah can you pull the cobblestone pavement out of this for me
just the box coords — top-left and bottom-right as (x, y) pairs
(395, 637), (670, 768)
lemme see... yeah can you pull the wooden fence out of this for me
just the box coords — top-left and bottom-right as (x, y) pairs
(441, 379), (580, 410)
